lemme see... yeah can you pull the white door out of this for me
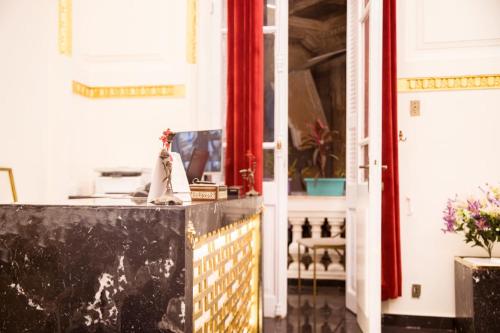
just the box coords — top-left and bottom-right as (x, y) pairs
(345, 0), (383, 332)
(262, 0), (289, 318)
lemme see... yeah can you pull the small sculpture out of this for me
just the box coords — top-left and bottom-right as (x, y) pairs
(153, 129), (183, 205)
(239, 151), (259, 197)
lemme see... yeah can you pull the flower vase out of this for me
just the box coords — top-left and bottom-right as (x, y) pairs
(455, 257), (500, 332)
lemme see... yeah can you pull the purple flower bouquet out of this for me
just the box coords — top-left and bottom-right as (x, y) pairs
(443, 185), (500, 258)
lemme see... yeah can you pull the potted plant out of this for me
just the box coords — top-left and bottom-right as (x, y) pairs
(301, 119), (345, 196)
(443, 185), (500, 332)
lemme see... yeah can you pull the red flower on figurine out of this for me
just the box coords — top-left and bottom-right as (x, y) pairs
(160, 128), (175, 149)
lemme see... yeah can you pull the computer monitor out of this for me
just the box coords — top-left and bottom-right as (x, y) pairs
(185, 148), (209, 184)
(171, 129), (222, 173)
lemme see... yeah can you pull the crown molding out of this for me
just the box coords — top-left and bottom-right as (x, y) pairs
(398, 74), (500, 92)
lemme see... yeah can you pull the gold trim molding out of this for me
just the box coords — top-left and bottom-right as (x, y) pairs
(58, 0), (72, 56)
(72, 81), (186, 98)
(0, 167), (18, 202)
(398, 74), (500, 92)
(187, 0), (197, 64)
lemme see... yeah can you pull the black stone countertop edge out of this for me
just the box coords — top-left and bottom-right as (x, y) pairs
(0, 197), (263, 238)
(0, 197), (261, 210)
(455, 256), (500, 270)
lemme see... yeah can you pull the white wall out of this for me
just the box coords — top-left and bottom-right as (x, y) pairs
(195, 0), (224, 131)
(0, 0), (213, 201)
(0, 0), (51, 202)
(383, 0), (500, 317)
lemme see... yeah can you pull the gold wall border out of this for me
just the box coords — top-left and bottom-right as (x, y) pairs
(58, 0), (72, 56)
(187, 0), (197, 64)
(72, 81), (186, 98)
(398, 74), (500, 92)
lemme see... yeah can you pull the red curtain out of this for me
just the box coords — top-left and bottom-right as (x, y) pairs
(225, 0), (264, 193)
(382, 0), (402, 300)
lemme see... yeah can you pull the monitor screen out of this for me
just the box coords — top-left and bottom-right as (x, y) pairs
(171, 129), (222, 172)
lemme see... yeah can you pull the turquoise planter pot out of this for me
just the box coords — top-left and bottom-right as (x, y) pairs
(304, 178), (346, 196)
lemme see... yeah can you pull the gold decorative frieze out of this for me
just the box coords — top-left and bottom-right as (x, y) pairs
(192, 214), (260, 333)
(398, 74), (500, 92)
(187, 0), (197, 64)
(72, 81), (186, 98)
(58, 0), (72, 55)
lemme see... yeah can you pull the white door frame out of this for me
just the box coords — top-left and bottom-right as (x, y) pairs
(217, 0), (383, 322)
(262, 0), (289, 318)
(346, 0), (383, 331)
(213, 0), (288, 317)
(215, 0), (288, 318)
(345, 0), (360, 313)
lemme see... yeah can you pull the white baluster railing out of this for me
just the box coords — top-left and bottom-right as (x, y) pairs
(288, 195), (346, 280)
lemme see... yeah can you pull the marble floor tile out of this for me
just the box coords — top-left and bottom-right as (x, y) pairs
(263, 285), (361, 333)
(263, 284), (455, 333)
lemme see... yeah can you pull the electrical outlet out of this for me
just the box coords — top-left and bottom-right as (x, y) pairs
(411, 284), (421, 298)
(410, 100), (421, 117)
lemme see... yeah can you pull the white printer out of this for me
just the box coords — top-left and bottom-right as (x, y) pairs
(94, 168), (151, 194)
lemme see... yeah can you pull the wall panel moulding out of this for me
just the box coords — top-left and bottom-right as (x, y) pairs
(398, 74), (500, 92)
(72, 81), (186, 99)
(58, 0), (72, 56)
(186, 0), (197, 64)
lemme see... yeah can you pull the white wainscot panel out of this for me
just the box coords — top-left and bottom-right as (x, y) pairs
(72, 0), (187, 86)
(399, 0), (500, 77)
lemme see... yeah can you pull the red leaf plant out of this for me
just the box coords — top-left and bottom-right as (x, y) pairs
(301, 119), (338, 178)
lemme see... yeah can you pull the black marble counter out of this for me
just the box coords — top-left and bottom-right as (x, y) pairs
(0, 197), (262, 333)
(455, 257), (500, 333)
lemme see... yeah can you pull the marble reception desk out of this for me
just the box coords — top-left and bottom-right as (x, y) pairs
(0, 197), (262, 333)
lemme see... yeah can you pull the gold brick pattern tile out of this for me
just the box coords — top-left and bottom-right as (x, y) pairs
(192, 215), (260, 333)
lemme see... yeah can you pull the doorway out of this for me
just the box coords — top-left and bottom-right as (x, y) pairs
(286, 1), (351, 331)
(283, 0), (384, 332)
(218, 0), (383, 330)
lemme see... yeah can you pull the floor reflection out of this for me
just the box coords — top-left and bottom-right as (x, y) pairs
(263, 284), (456, 333)
(263, 284), (361, 333)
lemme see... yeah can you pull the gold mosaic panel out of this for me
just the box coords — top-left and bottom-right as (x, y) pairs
(192, 214), (260, 333)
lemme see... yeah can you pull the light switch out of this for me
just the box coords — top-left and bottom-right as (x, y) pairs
(410, 100), (420, 117)
(411, 284), (421, 298)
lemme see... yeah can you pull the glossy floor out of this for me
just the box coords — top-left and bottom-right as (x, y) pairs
(262, 284), (455, 332)
(263, 285), (361, 333)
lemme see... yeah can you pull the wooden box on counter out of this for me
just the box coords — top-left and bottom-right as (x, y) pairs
(190, 184), (228, 201)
